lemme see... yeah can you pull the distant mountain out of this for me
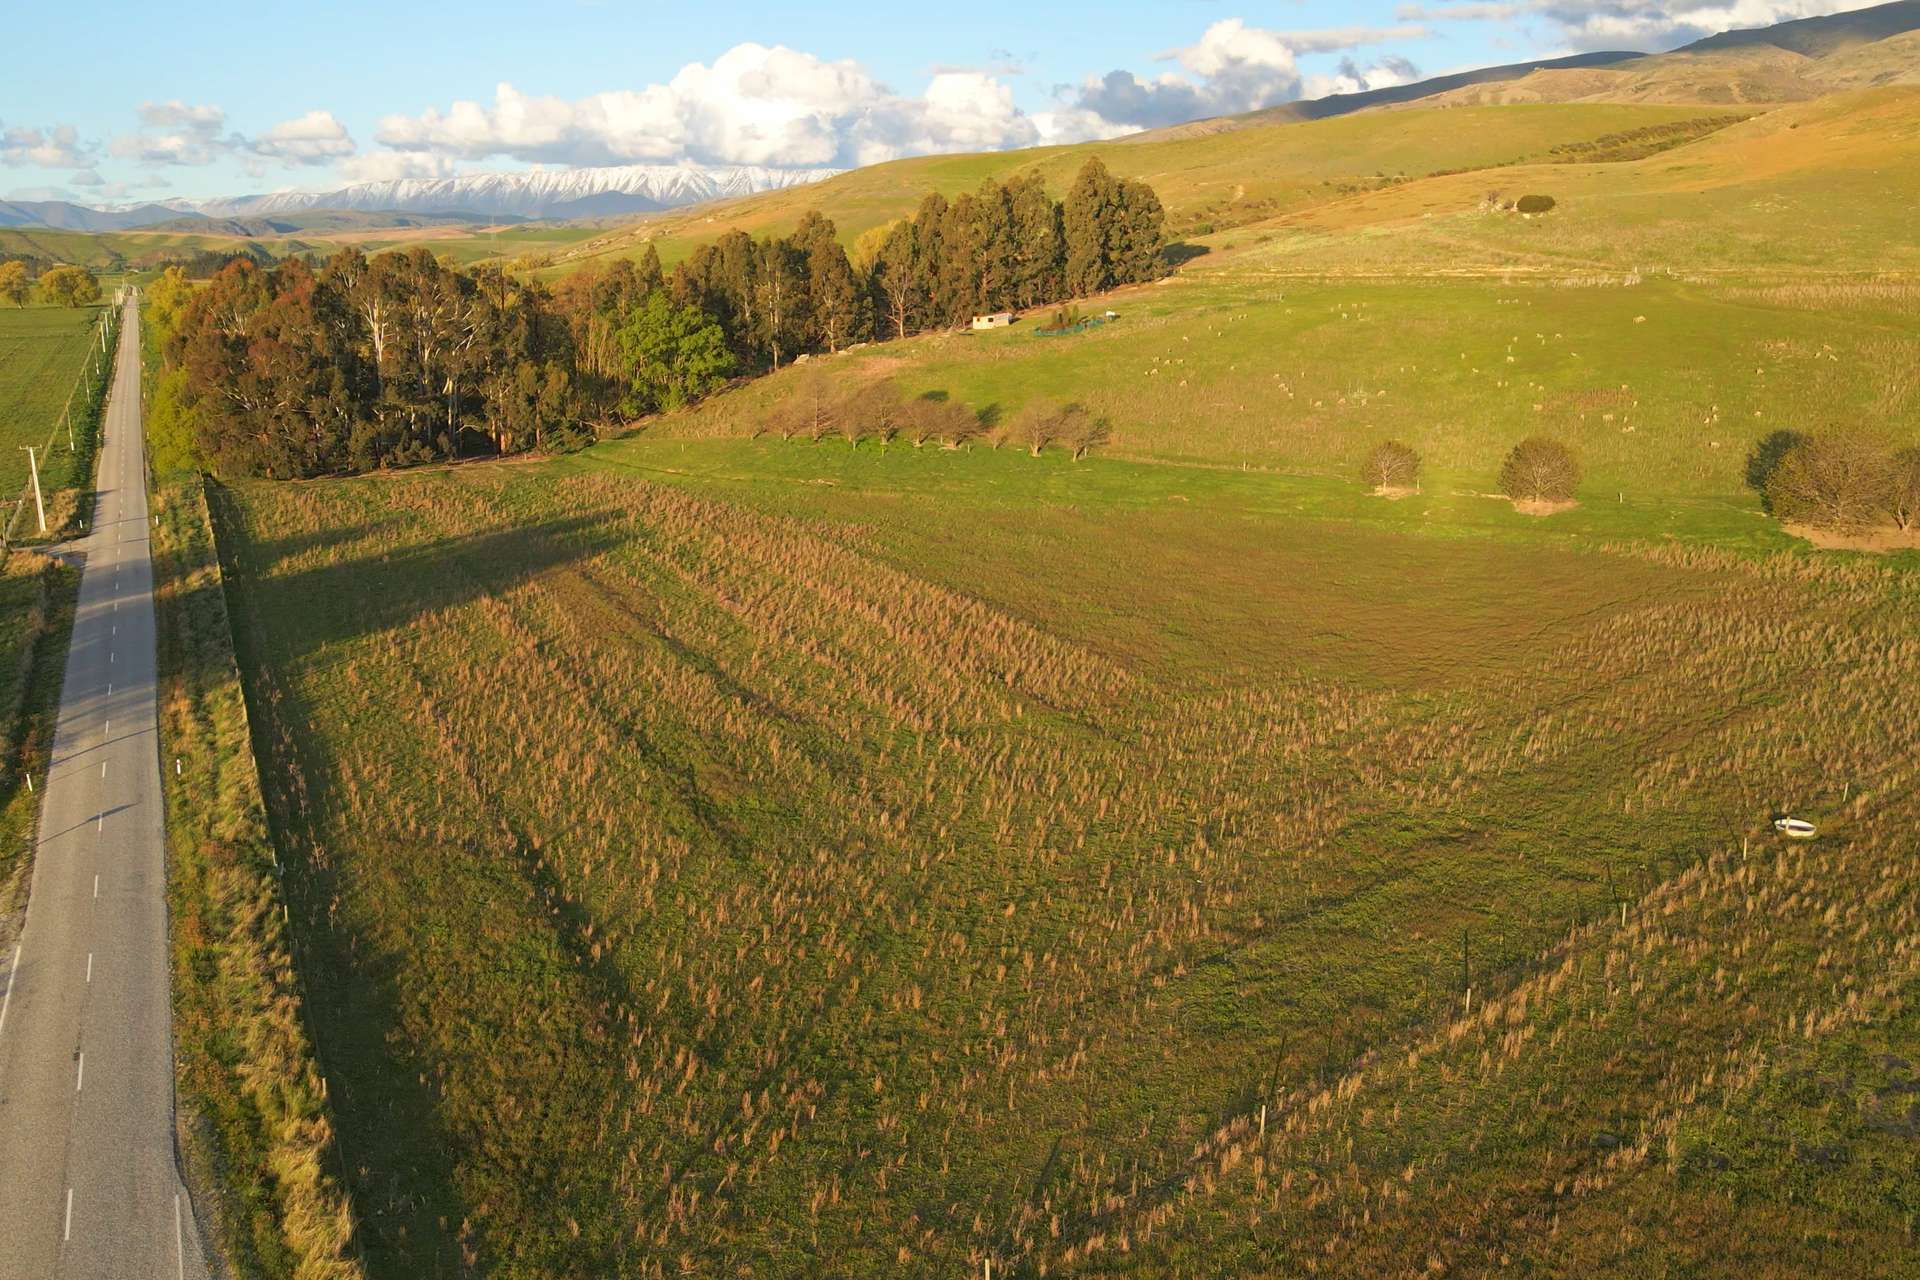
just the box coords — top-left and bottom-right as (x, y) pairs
(1134, 0), (1920, 136)
(0, 164), (838, 233)
(138, 209), (521, 237)
(193, 164), (838, 221)
(0, 199), (199, 232)
(1685, 0), (1920, 57)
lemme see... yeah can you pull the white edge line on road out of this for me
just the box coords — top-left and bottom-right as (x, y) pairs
(0, 943), (18, 1038)
(175, 1192), (186, 1280)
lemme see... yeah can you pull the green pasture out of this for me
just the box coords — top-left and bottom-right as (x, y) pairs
(0, 302), (109, 497)
(646, 271), (1920, 506)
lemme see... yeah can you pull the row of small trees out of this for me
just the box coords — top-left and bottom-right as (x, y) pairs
(1363, 437), (1582, 502)
(761, 375), (1111, 459)
(1366, 430), (1920, 536)
(0, 261), (101, 307)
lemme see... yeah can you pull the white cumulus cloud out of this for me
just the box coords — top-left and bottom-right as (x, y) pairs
(370, 43), (1109, 171)
(1068, 19), (1430, 129)
(113, 103), (359, 175)
(2, 121), (96, 169)
(1401, 0), (1883, 50)
(251, 110), (356, 164)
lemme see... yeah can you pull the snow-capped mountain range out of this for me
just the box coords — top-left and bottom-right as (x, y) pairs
(0, 164), (839, 231)
(195, 164), (839, 219)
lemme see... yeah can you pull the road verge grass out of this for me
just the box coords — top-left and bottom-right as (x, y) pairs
(152, 474), (363, 1279)
(0, 550), (78, 941)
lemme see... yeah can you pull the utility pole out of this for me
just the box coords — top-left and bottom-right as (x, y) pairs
(21, 446), (46, 535)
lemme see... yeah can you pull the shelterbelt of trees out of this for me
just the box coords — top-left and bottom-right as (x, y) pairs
(149, 158), (1165, 479)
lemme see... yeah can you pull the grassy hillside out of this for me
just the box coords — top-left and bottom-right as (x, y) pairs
(0, 226), (312, 271)
(644, 270), (1918, 507)
(1210, 88), (1920, 275)
(549, 102), (1744, 272)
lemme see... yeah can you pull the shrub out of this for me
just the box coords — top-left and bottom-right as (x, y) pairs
(849, 380), (907, 445)
(1765, 431), (1894, 533)
(1515, 195), (1556, 215)
(906, 395), (980, 448)
(1889, 446), (1920, 531)
(1058, 404), (1111, 461)
(762, 370), (842, 441)
(1362, 441), (1420, 492)
(1044, 305), (1083, 332)
(1500, 437), (1580, 502)
(1010, 401), (1110, 460)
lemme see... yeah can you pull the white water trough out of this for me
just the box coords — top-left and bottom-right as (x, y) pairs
(1773, 817), (1818, 840)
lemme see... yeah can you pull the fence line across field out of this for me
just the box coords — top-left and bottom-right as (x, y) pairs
(2, 290), (121, 549)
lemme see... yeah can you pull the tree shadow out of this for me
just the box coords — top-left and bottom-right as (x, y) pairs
(1745, 429), (1807, 511)
(1163, 242), (1211, 268)
(206, 495), (623, 662)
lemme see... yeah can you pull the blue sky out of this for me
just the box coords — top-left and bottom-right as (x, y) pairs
(0, 1), (1879, 203)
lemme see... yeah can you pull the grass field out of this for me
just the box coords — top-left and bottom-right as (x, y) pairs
(0, 302), (111, 499)
(648, 271), (1920, 515)
(210, 433), (1920, 1276)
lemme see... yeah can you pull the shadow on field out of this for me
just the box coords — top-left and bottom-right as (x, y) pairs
(205, 492), (622, 660)
(233, 513), (403, 566)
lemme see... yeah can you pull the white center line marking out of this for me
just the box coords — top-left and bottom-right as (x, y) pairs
(64, 1187), (72, 1241)
(93, 875), (99, 900)
(75, 1052), (84, 1091)
(0, 943), (18, 1038)
(86, 953), (92, 983)
(101, 761), (107, 778)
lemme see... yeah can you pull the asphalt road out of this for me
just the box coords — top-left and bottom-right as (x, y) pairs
(0, 294), (209, 1279)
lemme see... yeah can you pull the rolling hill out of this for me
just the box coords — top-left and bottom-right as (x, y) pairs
(534, 3), (1920, 276)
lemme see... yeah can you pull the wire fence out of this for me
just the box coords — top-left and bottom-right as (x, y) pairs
(2, 291), (123, 551)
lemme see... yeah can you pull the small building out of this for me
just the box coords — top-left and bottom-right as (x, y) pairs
(971, 312), (1015, 331)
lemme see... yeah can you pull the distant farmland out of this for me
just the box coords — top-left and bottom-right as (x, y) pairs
(215, 449), (1920, 1277)
(0, 302), (107, 498)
